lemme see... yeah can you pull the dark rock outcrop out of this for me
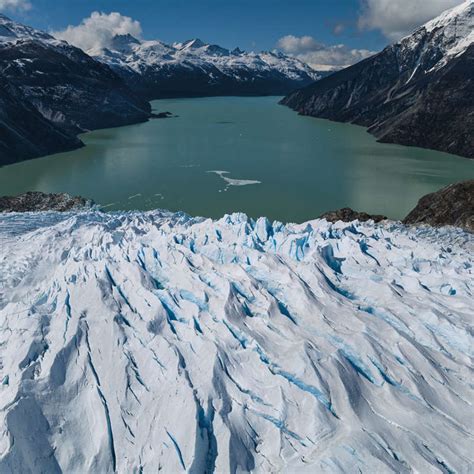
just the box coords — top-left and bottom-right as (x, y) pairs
(2, 182), (472, 233)
(320, 208), (387, 223)
(0, 38), (151, 136)
(0, 78), (82, 164)
(0, 192), (93, 212)
(281, 3), (474, 159)
(0, 14), (151, 166)
(152, 111), (174, 119)
(319, 181), (473, 232)
(403, 180), (474, 232)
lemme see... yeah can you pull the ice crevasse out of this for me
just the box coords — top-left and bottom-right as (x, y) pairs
(0, 210), (472, 473)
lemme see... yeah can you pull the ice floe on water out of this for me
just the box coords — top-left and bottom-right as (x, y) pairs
(0, 210), (472, 473)
(208, 170), (261, 188)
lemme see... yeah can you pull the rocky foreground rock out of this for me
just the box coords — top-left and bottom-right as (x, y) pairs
(0, 191), (93, 212)
(403, 179), (474, 232)
(1, 181), (472, 232)
(320, 181), (473, 232)
(319, 208), (387, 224)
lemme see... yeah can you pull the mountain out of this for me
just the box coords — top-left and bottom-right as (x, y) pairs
(89, 35), (322, 99)
(0, 14), (151, 165)
(0, 78), (82, 164)
(0, 209), (472, 472)
(281, 1), (474, 159)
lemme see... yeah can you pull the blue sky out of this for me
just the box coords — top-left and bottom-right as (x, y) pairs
(14, 0), (385, 50)
(3, 0), (464, 69)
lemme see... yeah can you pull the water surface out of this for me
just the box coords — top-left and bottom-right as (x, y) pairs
(1, 96), (472, 222)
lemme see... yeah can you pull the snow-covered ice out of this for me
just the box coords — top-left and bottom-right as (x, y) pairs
(0, 210), (472, 473)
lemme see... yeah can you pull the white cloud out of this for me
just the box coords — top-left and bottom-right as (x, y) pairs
(276, 35), (376, 71)
(53, 11), (142, 52)
(277, 35), (320, 54)
(358, 0), (465, 40)
(0, 0), (31, 11)
(332, 23), (346, 35)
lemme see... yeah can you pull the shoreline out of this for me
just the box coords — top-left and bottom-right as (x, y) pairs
(1, 180), (472, 232)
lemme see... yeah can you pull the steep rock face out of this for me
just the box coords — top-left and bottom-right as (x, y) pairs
(403, 179), (474, 231)
(0, 78), (81, 165)
(0, 39), (151, 134)
(91, 35), (322, 99)
(281, 1), (474, 159)
(0, 211), (472, 472)
(0, 14), (151, 165)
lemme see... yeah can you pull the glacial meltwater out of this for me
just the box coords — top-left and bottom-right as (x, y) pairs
(1, 96), (473, 222)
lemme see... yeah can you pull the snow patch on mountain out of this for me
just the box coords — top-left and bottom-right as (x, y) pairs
(399, 0), (474, 71)
(90, 34), (321, 83)
(0, 13), (52, 42)
(0, 210), (472, 472)
(281, 1), (474, 159)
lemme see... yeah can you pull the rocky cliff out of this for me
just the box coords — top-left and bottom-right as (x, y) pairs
(0, 14), (151, 165)
(281, 2), (474, 159)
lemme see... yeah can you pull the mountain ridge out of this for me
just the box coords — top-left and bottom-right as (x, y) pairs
(0, 13), (323, 165)
(89, 33), (323, 99)
(0, 14), (152, 165)
(280, 1), (474, 159)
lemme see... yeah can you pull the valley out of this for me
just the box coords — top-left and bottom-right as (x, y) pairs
(1, 96), (472, 222)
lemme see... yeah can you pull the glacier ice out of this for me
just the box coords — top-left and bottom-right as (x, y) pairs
(0, 210), (472, 473)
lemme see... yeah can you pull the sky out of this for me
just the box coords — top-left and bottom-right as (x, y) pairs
(0, 0), (465, 70)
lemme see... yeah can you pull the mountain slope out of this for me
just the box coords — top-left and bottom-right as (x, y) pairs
(0, 210), (472, 472)
(0, 14), (151, 165)
(90, 35), (322, 99)
(281, 1), (474, 159)
(0, 78), (82, 164)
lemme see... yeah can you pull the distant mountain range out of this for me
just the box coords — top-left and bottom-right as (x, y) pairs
(1, 3), (473, 165)
(0, 14), (322, 165)
(88, 34), (322, 99)
(281, 1), (474, 159)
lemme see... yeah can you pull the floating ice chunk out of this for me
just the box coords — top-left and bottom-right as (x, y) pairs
(207, 170), (261, 187)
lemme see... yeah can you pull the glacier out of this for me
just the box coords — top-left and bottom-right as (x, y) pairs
(0, 210), (472, 473)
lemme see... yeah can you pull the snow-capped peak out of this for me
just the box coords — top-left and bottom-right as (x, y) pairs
(176, 38), (206, 50)
(0, 13), (53, 42)
(89, 33), (321, 86)
(173, 38), (230, 56)
(423, 0), (474, 59)
(424, 0), (473, 33)
(110, 33), (141, 52)
(399, 0), (473, 70)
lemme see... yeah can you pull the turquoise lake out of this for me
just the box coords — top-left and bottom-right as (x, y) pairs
(1, 96), (472, 222)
